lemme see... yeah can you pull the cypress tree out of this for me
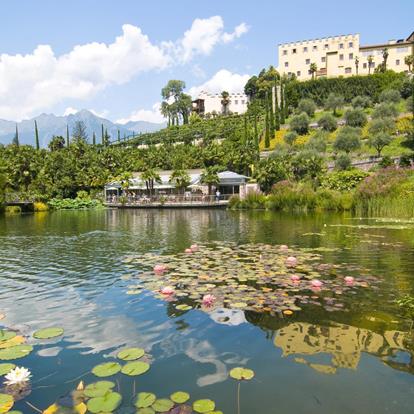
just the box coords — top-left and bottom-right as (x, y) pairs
(264, 91), (270, 149)
(280, 80), (285, 125)
(274, 81), (280, 131)
(12, 124), (19, 147)
(117, 129), (120, 142)
(92, 131), (96, 146)
(269, 90), (275, 138)
(243, 114), (248, 145)
(101, 124), (104, 145)
(253, 115), (259, 150)
(34, 120), (40, 150)
(66, 125), (70, 147)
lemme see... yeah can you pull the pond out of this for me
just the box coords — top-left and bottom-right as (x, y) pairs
(0, 209), (414, 413)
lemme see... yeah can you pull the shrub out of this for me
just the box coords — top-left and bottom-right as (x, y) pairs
(306, 130), (328, 152)
(317, 113), (337, 132)
(401, 79), (413, 99)
(48, 198), (101, 210)
(379, 89), (401, 104)
(344, 108), (368, 127)
(33, 201), (49, 212)
(369, 117), (395, 135)
(334, 153), (352, 171)
(321, 170), (369, 191)
(372, 102), (399, 119)
(5, 205), (22, 214)
(292, 149), (326, 181)
(297, 98), (316, 117)
(368, 132), (393, 157)
(407, 97), (413, 113)
(284, 131), (298, 146)
(379, 155), (393, 168)
(290, 113), (310, 135)
(352, 95), (371, 109)
(325, 93), (344, 116)
(396, 115), (413, 134)
(333, 126), (362, 153)
(254, 156), (290, 193)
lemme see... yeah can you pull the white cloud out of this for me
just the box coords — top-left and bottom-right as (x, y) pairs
(0, 17), (249, 121)
(63, 107), (78, 116)
(89, 108), (110, 119)
(189, 69), (251, 98)
(116, 102), (164, 124)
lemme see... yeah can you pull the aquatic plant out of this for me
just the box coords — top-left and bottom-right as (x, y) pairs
(4, 367), (31, 386)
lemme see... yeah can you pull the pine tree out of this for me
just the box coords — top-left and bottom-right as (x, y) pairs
(101, 124), (105, 145)
(66, 125), (70, 147)
(264, 91), (270, 149)
(92, 131), (96, 146)
(34, 120), (40, 150)
(274, 81), (280, 131)
(12, 124), (19, 147)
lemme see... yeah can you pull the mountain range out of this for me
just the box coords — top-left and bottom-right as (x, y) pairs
(0, 109), (166, 147)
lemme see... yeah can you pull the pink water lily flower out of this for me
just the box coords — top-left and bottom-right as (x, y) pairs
(285, 256), (298, 267)
(279, 245), (289, 251)
(202, 294), (216, 307)
(344, 276), (355, 285)
(311, 279), (323, 288)
(154, 264), (167, 274)
(190, 244), (199, 251)
(185, 248), (193, 254)
(160, 286), (175, 295)
(290, 274), (300, 282)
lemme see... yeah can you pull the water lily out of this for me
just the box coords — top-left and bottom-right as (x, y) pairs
(290, 274), (300, 282)
(190, 244), (199, 251)
(185, 248), (193, 254)
(344, 276), (355, 285)
(160, 286), (175, 295)
(311, 279), (323, 288)
(4, 366), (31, 385)
(154, 264), (167, 274)
(279, 245), (289, 251)
(285, 256), (298, 267)
(202, 294), (216, 307)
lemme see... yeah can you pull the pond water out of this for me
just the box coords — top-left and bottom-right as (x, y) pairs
(1, 209), (414, 413)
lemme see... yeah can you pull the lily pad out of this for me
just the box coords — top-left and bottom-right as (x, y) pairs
(117, 347), (145, 361)
(0, 364), (15, 376)
(0, 345), (33, 361)
(0, 394), (13, 414)
(0, 332), (16, 342)
(170, 391), (190, 404)
(193, 399), (215, 413)
(84, 381), (115, 397)
(229, 367), (255, 380)
(137, 409), (155, 414)
(86, 391), (122, 414)
(0, 336), (25, 350)
(121, 361), (150, 376)
(135, 392), (156, 408)
(152, 399), (174, 412)
(92, 362), (121, 377)
(33, 327), (64, 339)
(176, 304), (192, 311)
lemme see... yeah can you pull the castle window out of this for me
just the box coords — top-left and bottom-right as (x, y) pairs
(283, 50), (288, 55)
(339, 43), (344, 49)
(313, 45), (317, 51)
(349, 42), (354, 48)
(324, 44), (329, 50)
(297, 71), (301, 76)
(321, 56), (326, 63)
(363, 63), (367, 68)
(349, 53), (353, 60)
(396, 59), (400, 65)
(292, 48), (297, 54)
(303, 46), (308, 52)
(339, 54), (344, 61)
(284, 62), (289, 67)
(306, 58), (310, 64)
(345, 67), (352, 74)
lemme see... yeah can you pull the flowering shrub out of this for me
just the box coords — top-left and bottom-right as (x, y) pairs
(321, 170), (369, 191)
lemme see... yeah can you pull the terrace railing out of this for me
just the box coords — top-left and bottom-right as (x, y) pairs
(105, 194), (232, 206)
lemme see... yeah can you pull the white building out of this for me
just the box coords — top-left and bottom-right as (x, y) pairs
(192, 91), (249, 116)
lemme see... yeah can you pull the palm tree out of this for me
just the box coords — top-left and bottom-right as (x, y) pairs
(405, 54), (414, 73)
(169, 169), (191, 194)
(221, 91), (231, 115)
(140, 168), (161, 196)
(367, 55), (374, 75)
(309, 63), (317, 80)
(355, 56), (359, 75)
(200, 166), (220, 195)
(382, 48), (389, 71)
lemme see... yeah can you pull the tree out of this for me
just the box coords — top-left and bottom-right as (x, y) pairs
(12, 125), (19, 147)
(66, 125), (70, 147)
(368, 132), (393, 157)
(335, 153), (352, 171)
(200, 166), (220, 195)
(307, 130), (328, 153)
(169, 169), (191, 194)
(284, 131), (298, 146)
(72, 121), (88, 143)
(253, 155), (290, 193)
(280, 79), (285, 124)
(35, 120), (40, 150)
(92, 131), (96, 146)
(221, 91), (231, 115)
(101, 124), (105, 145)
(290, 113), (310, 135)
(103, 129), (110, 146)
(379, 89), (401, 104)
(117, 172), (133, 191)
(297, 98), (316, 117)
(344, 108), (368, 127)
(382, 48), (389, 71)
(355, 56), (359, 75)
(372, 103), (398, 119)
(140, 168), (161, 196)
(309, 63), (317, 80)
(405, 54), (414, 72)
(117, 130), (121, 142)
(325, 93), (344, 116)
(352, 96), (371, 109)
(333, 126), (361, 153)
(264, 92), (270, 148)
(292, 149), (325, 181)
(244, 75), (258, 99)
(48, 136), (65, 152)
(369, 118), (395, 135)
(318, 113), (337, 132)
(367, 55), (374, 75)
(161, 80), (192, 125)
(274, 79), (280, 131)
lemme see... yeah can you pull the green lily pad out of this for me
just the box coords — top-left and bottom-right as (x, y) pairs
(152, 399), (174, 412)
(8, 411), (23, 414)
(193, 399), (215, 413)
(33, 327), (64, 339)
(176, 304), (192, 311)
(0, 364), (15, 376)
(117, 347), (145, 361)
(92, 362), (121, 377)
(0, 345), (33, 361)
(170, 391), (190, 404)
(229, 367), (255, 380)
(135, 392), (156, 408)
(121, 361), (150, 376)
(0, 331), (16, 343)
(0, 393), (14, 413)
(137, 409), (155, 414)
(84, 381), (115, 397)
(86, 391), (122, 413)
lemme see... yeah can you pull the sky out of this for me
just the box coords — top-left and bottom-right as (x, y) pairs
(0, 0), (413, 123)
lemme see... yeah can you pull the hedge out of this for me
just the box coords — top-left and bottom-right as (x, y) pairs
(285, 71), (407, 108)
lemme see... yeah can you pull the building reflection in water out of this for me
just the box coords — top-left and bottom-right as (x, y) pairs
(274, 322), (414, 375)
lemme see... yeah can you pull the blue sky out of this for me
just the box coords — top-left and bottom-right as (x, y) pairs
(1, 0), (413, 123)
